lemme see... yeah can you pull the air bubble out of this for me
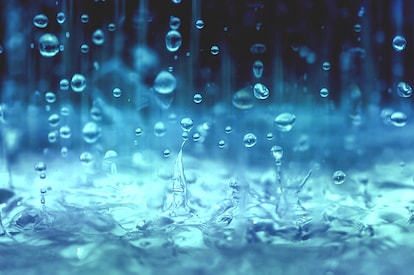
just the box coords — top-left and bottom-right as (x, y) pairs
(195, 19), (205, 29)
(210, 45), (220, 55)
(80, 14), (89, 23)
(59, 79), (69, 90)
(333, 170), (346, 185)
(45, 92), (57, 103)
(71, 74), (86, 92)
(153, 71), (176, 94)
(180, 118), (194, 132)
(218, 139), (226, 148)
(92, 29), (105, 45)
(56, 12), (66, 24)
(193, 93), (203, 104)
(243, 133), (257, 148)
(163, 149), (171, 158)
(392, 35), (406, 52)
(192, 132), (201, 142)
(320, 88), (329, 98)
(112, 88), (122, 98)
(48, 114), (60, 127)
(82, 121), (101, 143)
(232, 88), (254, 110)
(390, 111), (407, 127)
(274, 113), (296, 132)
(34, 162), (47, 174)
(154, 121), (167, 137)
(79, 152), (94, 165)
(169, 16), (181, 30)
(253, 83), (269, 100)
(135, 127), (143, 136)
(252, 60), (264, 78)
(322, 61), (331, 71)
(80, 44), (89, 53)
(38, 33), (59, 57)
(59, 125), (72, 139)
(225, 126), (232, 134)
(397, 82), (412, 98)
(48, 131), (58, 143)
(266, 133), (273, 140)
(165, 30), (182, 52)
(33, 14), (48, 28)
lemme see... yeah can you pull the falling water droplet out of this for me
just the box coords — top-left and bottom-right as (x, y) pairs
(34, 162), (47, 174)
(59, 79), (69, 90)
(193, 93), (203, 104)
(218, 139), (226, 148)
(180, 118), (194, 132)
(225, 126), (232, 134)
(169, 16), (181, 30)
(165, 30), (182, 52)
(333, 170), (346, 185)
(195, 19), (205, 29)
(56, 12), (66, 24)
(71, 74), (86, 92)
(135, 127), (143, 136)
(80, 14), (89, 23)
(59, 125), (72, 139)
(80, 44), (89, 53)
(48, 131), (58, 143)
(397, 82), (412, 98)
(92, 29), (105, 45)
(61, 146), (68, 157)
(107, 23), (116, 32)
(266, 133), (273, 140)
(252, 60), (264, 78)
(322, 61), (331, 71)
(48, 114), (60, 127)
(38, 33), (59, 57)
(154, 121), (167, 137)
(320, 88), (329, 98)
(274, 113), (296, 132)
(253, 83), (270, 100)
(270, 145), (283, 162)
(243, 133), (257, 147)
(33, 14), (49, 28)
(112, 88), (122, 98)
(392, 35), (406, 52)
(45, 92), (57, 103)
(390, 111), (407, 127)
(153, 71), (176, 94)
(163, 149), (171, 158)
(210, 45), (220, 55)
(82, 121), (101, 143)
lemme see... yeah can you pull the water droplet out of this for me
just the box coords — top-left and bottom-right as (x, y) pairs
(390, 111), (407, 127)
(71, 74), (86, 92)
(232, 88), (254, 110)
(112, 88), (122, 98)
(243, 133), (257, 148)
(250, 43), (266, 54)
(195, 19), (205, 29)
(82, 121), (101, 143)
(169, 16), (181, 30)
(274, 113), (296, 132)
(171, 0), (181, 3)
(48, 114), (60, 127)
(135, 127), (143, 136)
(61, 146), (68, 157)
(92, 29), (105, 45)
(107, 23), (116, 32)
(56, 12), (66, 24)
(163, 149), (171, 158)
(182, 131), (189, 140)
(59, 125), (72, 139)
(210, 45), (220, 55)
(61, 106), (71, 116)
(397, 82), (412, 98)
(45, 92), (57, 103)
(165, 30), (182, 52)
(333, 170), (346, 185)
(322, 61), (331, 71)
(59, 79), (69, 90)
(252, 60), (264, 78)
(34, 162), (47, 174)
(180, 117), (194, 132)
(354, 24), (362, 33)
(266, 133), (273, 140)
(79, 151), (94, 165)
(320, 88), (329, 98)
(48, 131), (58, 143)
(38, 33), (59, 57)
(33, 14), (49, 28)
(225, 126), (232, 134)
(153, 71), (176, 94)
(192, 132), (201, 142)
(80, 44), (89, 53)
(80, 14), (89, 23)
(193, 93), (203, 104)
(90, 107), (102, 121)
(270, 145), (283, 162)
(392, 35), (406, 52)
(154, 121), (167, 137)
(253, 83), (270, 100)
(218, 139), (226, 148)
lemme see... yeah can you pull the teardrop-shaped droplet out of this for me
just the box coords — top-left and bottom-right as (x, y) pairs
(252, 60), (264, 78)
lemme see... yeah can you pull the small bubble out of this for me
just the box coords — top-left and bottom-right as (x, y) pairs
(56, 12), (66, 24)
(182, 131), (189, 140)
(270, 145), (283, 162)
(154, 121), (167, 137)
(320, 88), (329, 98)
(390, 111), (407, 127)
(354, 24), (362, 33)
(59, 125), (72, 139)
(169, 16), (181, 30)
(34, 162), (47, 174)
(333, 170), (346, 185)
(192, 132), (201, 142)
(33, 14), (49, 28)
(112, 88), (122, 98)
(39, 173), (46, 180)
(253, 83), (270, 100)
(274, 113), (296, 132)
(266, 133), (273, 140)
(193, 93), (203, 104)
(82, 121), (101, 143)
(232, 88), (254, 110)
(180, 117), (194, 132)
(59, 79), (69, 90)
(61, 146), (68, 157)
(165, 30), (182, 52)
(250, 43), (266, 54)
(397, 82), (412, 98)
(79, 151), (94, 165)
(218, 139), (226, 148)
(107, 23), (116, 32)
(48, 131), (58, 143)
(38, 33), (59, 57)
(225, 126), (232, 134)
(322, 61), (331, 71)
(243, 133), (257, 148)
(163, 149), (171, 158)
(135, 127), (143, 136)
(48, 114), (60, 127)
(210, 45), (220, 55)
(71, 74), (86, 92)
(392, 35), (406, 52)
(80, 14), (89, 23)
(80, 44), (89, 53)
(45, 92), (57, 103)
(92, 29), (105, 45)
(195, 19), (205, 29)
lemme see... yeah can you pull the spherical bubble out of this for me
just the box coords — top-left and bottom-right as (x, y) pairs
(33, 14), (48, 28)
(250, 43), (266, 54)
(322, 61), (331, 71)
(232, 88), (254, 110)
(354, 24), (362, 33)
(274, 113), (296, 132)
(45, 92), (57, 103)
(266, 133), (273, 140)
(253, 83), (270, 100)
(392, 35), (406, 52)
(169, 16), (181, 30)
(108, 23), (116, 32)
(165, 30), (182, 52)
(225, 126), (232, 134)
(320, 88), (329, 98)
(397, 82), (412, 98)
(135, 127), (143, 136)
(59, 125), (72, 139)
(270, 145), (283, 161)
(154, 121), (167, 137)
(182, 131), (189, 140)
(243, 133), (257, 148)
(82, 121), (101, 143)
(210, 45), (220, 55)
(163, 149), (171, 158)
(390, 111), (407, 127)
(192, 132), (201, 142)
(195, 19), (205, 29)
(80, 14), (89, 23)
(333, 170), (346, 185)
(34, 162), (47, 173)
(153, 71), (176, 94)
(48, 114), (60, 127)
(79, 151), (94, 165)
(59, 79), (69, 90)
(218, 139), (226, 148)
(48, 131), (58, 143)
(180, 117), (194, 132)
(71, 74), (86, 92)
(92, 29), (105, 45)
(38, 33), (59, 57)
(80, 44), (89, 53)
(112, 88), (122, 98)
(252, 60), (264, 78)
(56, 12), (66, 24)
(193, 93), (203, 104)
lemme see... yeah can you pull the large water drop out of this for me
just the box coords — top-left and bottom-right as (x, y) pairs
(253, 83), (269, 100)
(165, 30), (182, 52)
(71, 74), (86, 92)
(274, 113), (296, 132)
(38, 33), (59, 57)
